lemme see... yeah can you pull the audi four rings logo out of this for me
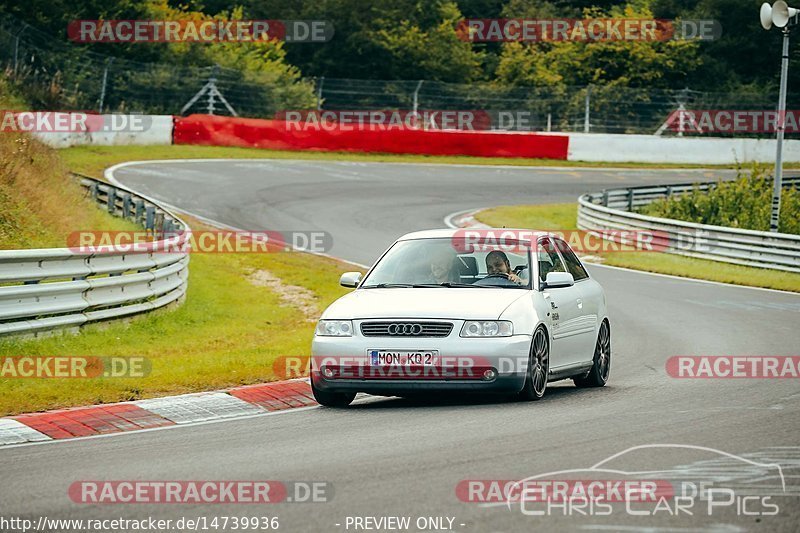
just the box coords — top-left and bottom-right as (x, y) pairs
(388, 323), (423, 335)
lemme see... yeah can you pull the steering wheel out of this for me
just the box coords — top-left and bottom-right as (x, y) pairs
(474, 273), (519, 287)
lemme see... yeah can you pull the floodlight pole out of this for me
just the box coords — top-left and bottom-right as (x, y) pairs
(770, 27), (790, 232)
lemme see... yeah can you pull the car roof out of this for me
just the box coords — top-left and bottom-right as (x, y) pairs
(397, 228), (556, 242)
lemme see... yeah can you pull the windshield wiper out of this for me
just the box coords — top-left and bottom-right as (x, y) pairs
(362, 282), (482, 288)
(411, 283), (482, 288)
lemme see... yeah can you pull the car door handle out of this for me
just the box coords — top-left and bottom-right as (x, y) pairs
(576, 298), (583, 309)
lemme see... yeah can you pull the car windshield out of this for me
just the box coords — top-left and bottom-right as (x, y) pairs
(361, 237), (532, 289)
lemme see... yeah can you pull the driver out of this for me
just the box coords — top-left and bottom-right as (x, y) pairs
(485, 250), (522, 284)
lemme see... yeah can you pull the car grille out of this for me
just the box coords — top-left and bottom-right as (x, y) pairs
(360, 321), (454, 337)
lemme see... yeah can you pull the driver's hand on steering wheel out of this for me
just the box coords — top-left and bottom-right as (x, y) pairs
(506, 272), (522, 284)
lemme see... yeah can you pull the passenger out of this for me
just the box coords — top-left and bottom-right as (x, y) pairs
(427, 248), (460, 284)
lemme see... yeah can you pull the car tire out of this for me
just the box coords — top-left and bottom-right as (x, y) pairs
(574, 320), (611, 388)
(311, 377), (356, 407)
(519, 326), (549, 401)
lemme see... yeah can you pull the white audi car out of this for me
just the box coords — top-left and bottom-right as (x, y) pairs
(310, 229), (610, 407)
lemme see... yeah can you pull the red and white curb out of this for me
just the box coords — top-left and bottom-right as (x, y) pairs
(0, 379), (318, 447)
(442, 208), (489, 230)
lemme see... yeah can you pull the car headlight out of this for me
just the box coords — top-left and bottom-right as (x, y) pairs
(460, 320), (513, 337)
(315, 320), (354, 337)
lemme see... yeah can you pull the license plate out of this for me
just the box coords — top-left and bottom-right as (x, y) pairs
(369, 350), (439, 366)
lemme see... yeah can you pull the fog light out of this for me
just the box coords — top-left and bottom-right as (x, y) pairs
(482, 369), (497, 381)
(322, 366), (335, 378)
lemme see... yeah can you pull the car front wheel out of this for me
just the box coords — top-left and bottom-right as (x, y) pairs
(519, 326), (549, 401)
(311, 376), (356, 407)
(574, 320), (611, 388)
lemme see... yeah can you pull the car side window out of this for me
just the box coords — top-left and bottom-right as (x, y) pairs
(554, 238), (589, 281)
(536, 238), (567, 283)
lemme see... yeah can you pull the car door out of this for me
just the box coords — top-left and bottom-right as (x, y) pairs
(554, 238), (600, 364)
(536, 238), (586, 370)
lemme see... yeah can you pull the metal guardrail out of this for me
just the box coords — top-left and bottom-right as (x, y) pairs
(0, 175), (190, 337)
(577, 176), (800, 273)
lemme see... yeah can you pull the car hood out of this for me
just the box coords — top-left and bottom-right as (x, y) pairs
(322, 288), (529, 320)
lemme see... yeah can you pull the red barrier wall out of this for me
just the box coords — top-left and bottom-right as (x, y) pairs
(173, 115), (569, 159)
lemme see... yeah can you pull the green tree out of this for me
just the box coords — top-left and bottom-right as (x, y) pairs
(368, 2), (484, 82)
(653, 0), (800, 92)
(248, 0), (484, 80)
(495, 3), (702, 89)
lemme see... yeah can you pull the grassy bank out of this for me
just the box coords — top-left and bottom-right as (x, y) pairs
(477, 203), (800, 293)
(0, 136), (138, 251)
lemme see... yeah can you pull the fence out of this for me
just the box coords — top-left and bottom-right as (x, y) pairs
(577, 177), (800, 272)
(0, 175), (190, 337)
(0, 13), (791, 136)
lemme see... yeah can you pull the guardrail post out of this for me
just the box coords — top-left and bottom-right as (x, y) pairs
(134, 200), (144, 224)
(122, 194), (132, 218)
(90, 182), (99, 201)
(145, 206), (155, 231)
(666, 186), (673, 198)
(154, 212), (165, 237)
(107, 189), (117, 214)
(602, 190), (609, 207)
(627, 189), (634, 211)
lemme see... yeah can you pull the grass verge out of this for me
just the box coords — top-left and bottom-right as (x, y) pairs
(476, 203), (800, 293)
(57, 144), (776, 176)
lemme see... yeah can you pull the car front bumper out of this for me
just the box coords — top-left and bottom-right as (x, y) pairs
(311, 332), (532, 395)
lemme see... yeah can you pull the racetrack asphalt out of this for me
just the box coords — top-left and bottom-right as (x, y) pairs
(1, 160), (798, 532)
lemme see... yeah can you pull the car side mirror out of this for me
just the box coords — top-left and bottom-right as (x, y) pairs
(544, 271), (574, 288)
(339, 272), (363, 288)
